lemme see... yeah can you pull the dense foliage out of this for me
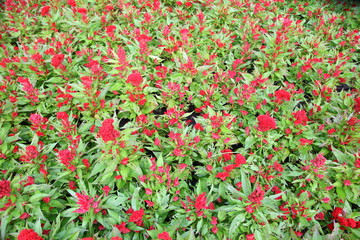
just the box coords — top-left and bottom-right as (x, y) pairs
(0, 0), (359, 239)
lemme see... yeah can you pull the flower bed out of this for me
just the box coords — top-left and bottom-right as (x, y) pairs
(0, 0), (359, 239)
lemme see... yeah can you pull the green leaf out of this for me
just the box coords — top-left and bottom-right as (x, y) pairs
(220, 126), (232, 134)
(219, 182), (227, 199)
(157, 152), (164, 167)
(196, 178), (207, 195)
(332, 147), (352, 163)
(29, 193), (50, 203)
(255, 230), (263, 240)
(350, 228), (360, 238)
(88, 162), (107, 179)
(229, 214), (245, 237)
(103, 195), (127, 209)
(53, 170), (72, 182)
(131, 187), (141, 210)
(49, 215), (62, 239)
(49, 200), (65, 209)
(100, 172), (114, 185)
(120, 166), (130, 180)
(245, 136), (256, 149)
(299, 216), (310, 228)
(0, 216), (8, 240)
(240, 73), (254, 84)
(34, 218), (42, 236)
(68, 230), (80, 240)
(188, 227), (196, 240)
(280, 148), (290, 161)
(241, 171), (251, 195)
(311, 226), (323, 240)
(336, 187), (346, 200)
(218, 210), (227, 222)
(196, 219), (203, 234)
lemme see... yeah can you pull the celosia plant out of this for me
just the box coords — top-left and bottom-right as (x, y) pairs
(0, 0), (359, 239)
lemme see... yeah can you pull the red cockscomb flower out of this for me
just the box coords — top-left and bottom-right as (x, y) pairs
(77, 8), (88, 15)
(20, 145), (39, 163)
(274, 89), (291, 103)
(248, 185), (265, 205)
(292, 110), (308, 126)
(115, 222), (131, 234)
(68, 0), (77, 7)
(194, 192), (208, 210)
(354, 97), (360, 113)
(40, 6), (51, 16)
(246, 233), (255, 240)
(257, 115), (276, 132)
(0, 179), (11, 199)
(126, 71), (143, 87)
(98, 119), (120, 143)
(235, 154), (246, 166)
(215, 172), (230, 181)
(73, 193), (101, 214)
(58, 149), (75, 170)
(158, 231), (172, 240)
(18, 229), (43, 240)
(347, 218), (357, 228)
(128, 208), (145, 224)
(299, 138), (313, 145)
(332, 207), (343, 219)
(19, 212), (30, 219)
(51, 54), (65, 68)
(310, 154), (326, 168)
(338, 217), (348, 227)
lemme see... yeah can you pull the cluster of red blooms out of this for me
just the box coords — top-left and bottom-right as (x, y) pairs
(193, 192), (212, 217)
(302, 154), (328, 175)
(0, 179), (11, 199)
(126, 71), (143, 87)
(126, 91), (147, 105)
(257, 114), (277, 132)
(114, 46), (129, 77)
(158, 231), (172, 240)
(19, 145), (39, 163)
(310, 154), (327, 168)
(273, 89), (291, 104)
(292, 109), (309, 126)
(115, 222), (131, 234)
(98, 119), (120, 143)
(248, 185), (265, 205)
(56, 111), (76, 135)
(278, 201), (309, 220)
(17, 77), (39, 103)
(354, 97), (360, 113)
(73, 192), (101, 214)
(216, 153), (247, 181)
(180, 193), (215, 218)
(40, 5), (51, 17)
(124, 71), (147, 105)
(17, 229), (43, 240)
(55, 86), (75, 108)
(58, 149), (76, 171)
(105, 25), (116, 40)
(51, 54), (65, 69)
(246, 233), (256, 240)
(128, 208), (145, 225)
(328, 207), (360, 231)
(29, 114), (48, 131)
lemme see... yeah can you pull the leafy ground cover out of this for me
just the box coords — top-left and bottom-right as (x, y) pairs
(0, 0), (360, 239)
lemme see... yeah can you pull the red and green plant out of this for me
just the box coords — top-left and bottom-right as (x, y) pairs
(0, 0), (359, 239)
